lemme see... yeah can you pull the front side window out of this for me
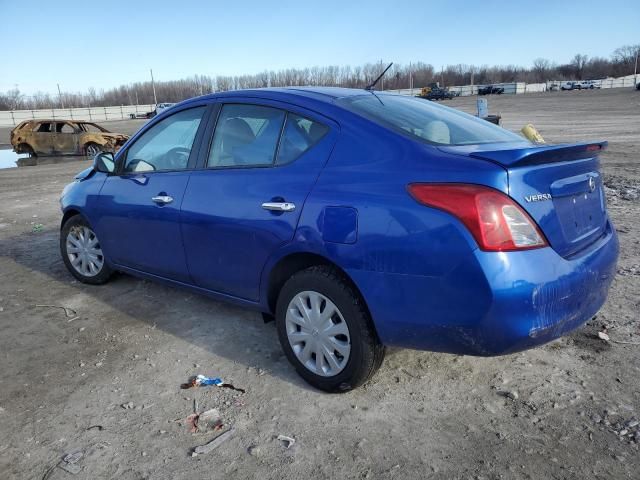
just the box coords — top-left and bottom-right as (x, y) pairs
(276, 114), (329, 165)
(208, 104), (285, 168)
(36, 122), (52, 133)
(124, 107), (205, 173)
(337, 94), (523, 146)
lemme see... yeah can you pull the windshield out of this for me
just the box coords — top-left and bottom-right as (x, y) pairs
(336, 94), (524, 146)
(79, 122), (109, 133)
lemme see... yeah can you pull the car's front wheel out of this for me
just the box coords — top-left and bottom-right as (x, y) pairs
(276, 266), (385, 392)
(60, 215), (113, 284)
(18, 143), (35, 157)
(84, 142), (102, 159)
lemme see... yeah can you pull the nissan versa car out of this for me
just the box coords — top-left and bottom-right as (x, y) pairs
(59, 87), (618, 392)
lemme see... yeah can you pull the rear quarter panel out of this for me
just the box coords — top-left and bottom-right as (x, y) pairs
(263, 114), (509, 344)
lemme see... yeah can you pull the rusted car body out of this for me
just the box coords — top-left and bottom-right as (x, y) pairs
(10, 120), (129, 157)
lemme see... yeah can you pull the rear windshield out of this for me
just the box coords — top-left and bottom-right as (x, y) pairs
(336, 94), (523, 146)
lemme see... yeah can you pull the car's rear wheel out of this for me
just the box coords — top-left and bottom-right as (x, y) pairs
(84, 142), (102, 159)
(276, 266), (385, 392)
(60, 215), (113, 285)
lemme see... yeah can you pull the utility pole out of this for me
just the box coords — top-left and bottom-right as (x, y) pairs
(150, 68), (158, 105)
(57, 83), (64, 109)
(409, 62), (413, 95)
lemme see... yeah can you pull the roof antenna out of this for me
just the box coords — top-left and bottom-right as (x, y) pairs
(365, 62), (393, 91)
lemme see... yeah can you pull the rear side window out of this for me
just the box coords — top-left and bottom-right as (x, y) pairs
(337, 94), (523, 146)
(208, 104), (285, 168)
(36, 122), (52, 133)
(276, 114), (329, 165)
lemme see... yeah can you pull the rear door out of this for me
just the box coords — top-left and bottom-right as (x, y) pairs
(95, 105), (210, 282)
(181, 100), (337, 300)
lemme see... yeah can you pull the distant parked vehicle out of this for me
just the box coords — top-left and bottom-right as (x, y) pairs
(573, 80), (600, 90)
(10, 120), (129, 158)
(561, 80), (600, 91)
(478, 85), (504, 95)
(636, 82), (640, 91)
(139, 103), (178, 119)
(416, 86), (455, 101)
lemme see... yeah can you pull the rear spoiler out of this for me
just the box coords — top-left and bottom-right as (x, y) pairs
(468, 142), (608, 167)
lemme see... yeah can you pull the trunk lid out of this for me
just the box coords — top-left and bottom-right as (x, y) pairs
(440, 142), (608, 258)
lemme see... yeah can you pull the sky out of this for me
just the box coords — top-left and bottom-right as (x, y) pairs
(0, 0), (638, 95)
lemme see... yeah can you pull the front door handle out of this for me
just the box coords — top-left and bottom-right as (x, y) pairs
(262, 202), (296, 212)
(152, 195), (174, 205)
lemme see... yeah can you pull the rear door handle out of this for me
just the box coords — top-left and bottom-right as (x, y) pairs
(152, 195), (174, 205)
(262, 202), (296, 212)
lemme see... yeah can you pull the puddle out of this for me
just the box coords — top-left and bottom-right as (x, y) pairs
(0, 148), (29, 169)
(0, 148), (87, 169)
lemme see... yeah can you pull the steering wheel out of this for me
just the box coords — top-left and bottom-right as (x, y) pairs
(165, 147), (191, 169)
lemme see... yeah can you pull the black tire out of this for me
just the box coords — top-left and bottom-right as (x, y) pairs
(60, 215), (113, 285)
(276, 265), (385, 392)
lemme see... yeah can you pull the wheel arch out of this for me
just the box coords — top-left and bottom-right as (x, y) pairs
(264, 251), (381, 341)
(16, 142), (35, 154)
(61, 208), (83, 228)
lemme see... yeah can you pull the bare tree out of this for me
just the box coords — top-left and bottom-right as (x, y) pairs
(571, 54), (589, 79)
(611, 44), (640, 76)
(3, 43), (640, 111)
(532, 58), (551, 82)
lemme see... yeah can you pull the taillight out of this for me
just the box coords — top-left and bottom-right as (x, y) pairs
(407, 183), (548, 251)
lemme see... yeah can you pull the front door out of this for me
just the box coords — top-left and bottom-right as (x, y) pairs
(30, 121), (54, 155)
(52, 122), (79, 154)
(94, 105), (209, 282)
(181, 102), (337, 300)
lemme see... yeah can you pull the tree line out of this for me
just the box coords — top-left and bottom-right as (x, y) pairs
(1, 44), (638, 111)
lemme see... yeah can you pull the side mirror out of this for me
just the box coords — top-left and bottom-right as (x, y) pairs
(93, 152), (115, 173)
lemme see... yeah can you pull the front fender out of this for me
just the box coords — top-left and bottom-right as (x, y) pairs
(59, 172), (110, 256)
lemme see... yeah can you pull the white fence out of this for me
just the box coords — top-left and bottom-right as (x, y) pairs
(0, 104), (155, 127)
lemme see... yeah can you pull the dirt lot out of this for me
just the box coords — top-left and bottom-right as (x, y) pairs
(0, 88), (639, 479)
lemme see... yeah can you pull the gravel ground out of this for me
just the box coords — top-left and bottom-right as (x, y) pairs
(0, 88), (639, 479)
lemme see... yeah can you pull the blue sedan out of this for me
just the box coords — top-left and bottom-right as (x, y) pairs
(59, 87), (618, 392)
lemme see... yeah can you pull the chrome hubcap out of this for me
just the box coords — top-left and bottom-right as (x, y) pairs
(66, 226), (104, 277)
(285, 291), (351, 377)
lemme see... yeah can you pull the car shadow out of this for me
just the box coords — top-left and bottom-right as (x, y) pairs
(0, 227), (316, 391)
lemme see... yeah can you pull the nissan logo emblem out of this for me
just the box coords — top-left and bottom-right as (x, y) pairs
(588, 177), (596, 192)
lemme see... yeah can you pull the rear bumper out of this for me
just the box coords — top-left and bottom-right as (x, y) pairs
(349, 220), (618, 355)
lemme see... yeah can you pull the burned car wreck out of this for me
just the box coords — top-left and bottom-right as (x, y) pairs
(10, 120), (129, 157)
